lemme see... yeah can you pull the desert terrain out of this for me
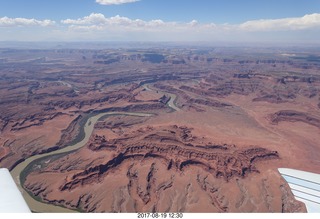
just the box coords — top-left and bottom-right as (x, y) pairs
(1, 45), (320, 212)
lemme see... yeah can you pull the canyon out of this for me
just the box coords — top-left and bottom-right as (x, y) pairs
(1, 45), (319, 212)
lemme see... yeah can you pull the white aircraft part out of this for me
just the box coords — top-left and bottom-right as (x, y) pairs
(278, 168), (320, 213)
(0, 168), (31, 213)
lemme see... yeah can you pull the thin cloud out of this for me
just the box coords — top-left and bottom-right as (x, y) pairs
(1, 13), (320, 42)
(61, 13), (169, 29)
(57, 13), (320, 43)
(0, 16), (55, 27)
(239, 13), (320, 31)
(62, 13), (108, 25)
(61, 13), (320, 32)
(96, 0), (140, 5)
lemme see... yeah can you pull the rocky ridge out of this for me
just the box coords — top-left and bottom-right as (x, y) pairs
(59, 126), (279, 191)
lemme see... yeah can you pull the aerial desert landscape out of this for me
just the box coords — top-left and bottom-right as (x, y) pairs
(0, 45), (319, 212)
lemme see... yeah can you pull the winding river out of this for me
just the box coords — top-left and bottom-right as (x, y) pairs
(10, 85), (180, 212)
(11, 112), (152, 212)
(143, 84), (180, 112)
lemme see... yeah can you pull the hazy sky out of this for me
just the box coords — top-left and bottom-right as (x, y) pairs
(0, 0), (320, 43)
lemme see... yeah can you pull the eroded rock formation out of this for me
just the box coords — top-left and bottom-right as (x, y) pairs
(60, 126), (279, 191)
(269, 110), (320, 129)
